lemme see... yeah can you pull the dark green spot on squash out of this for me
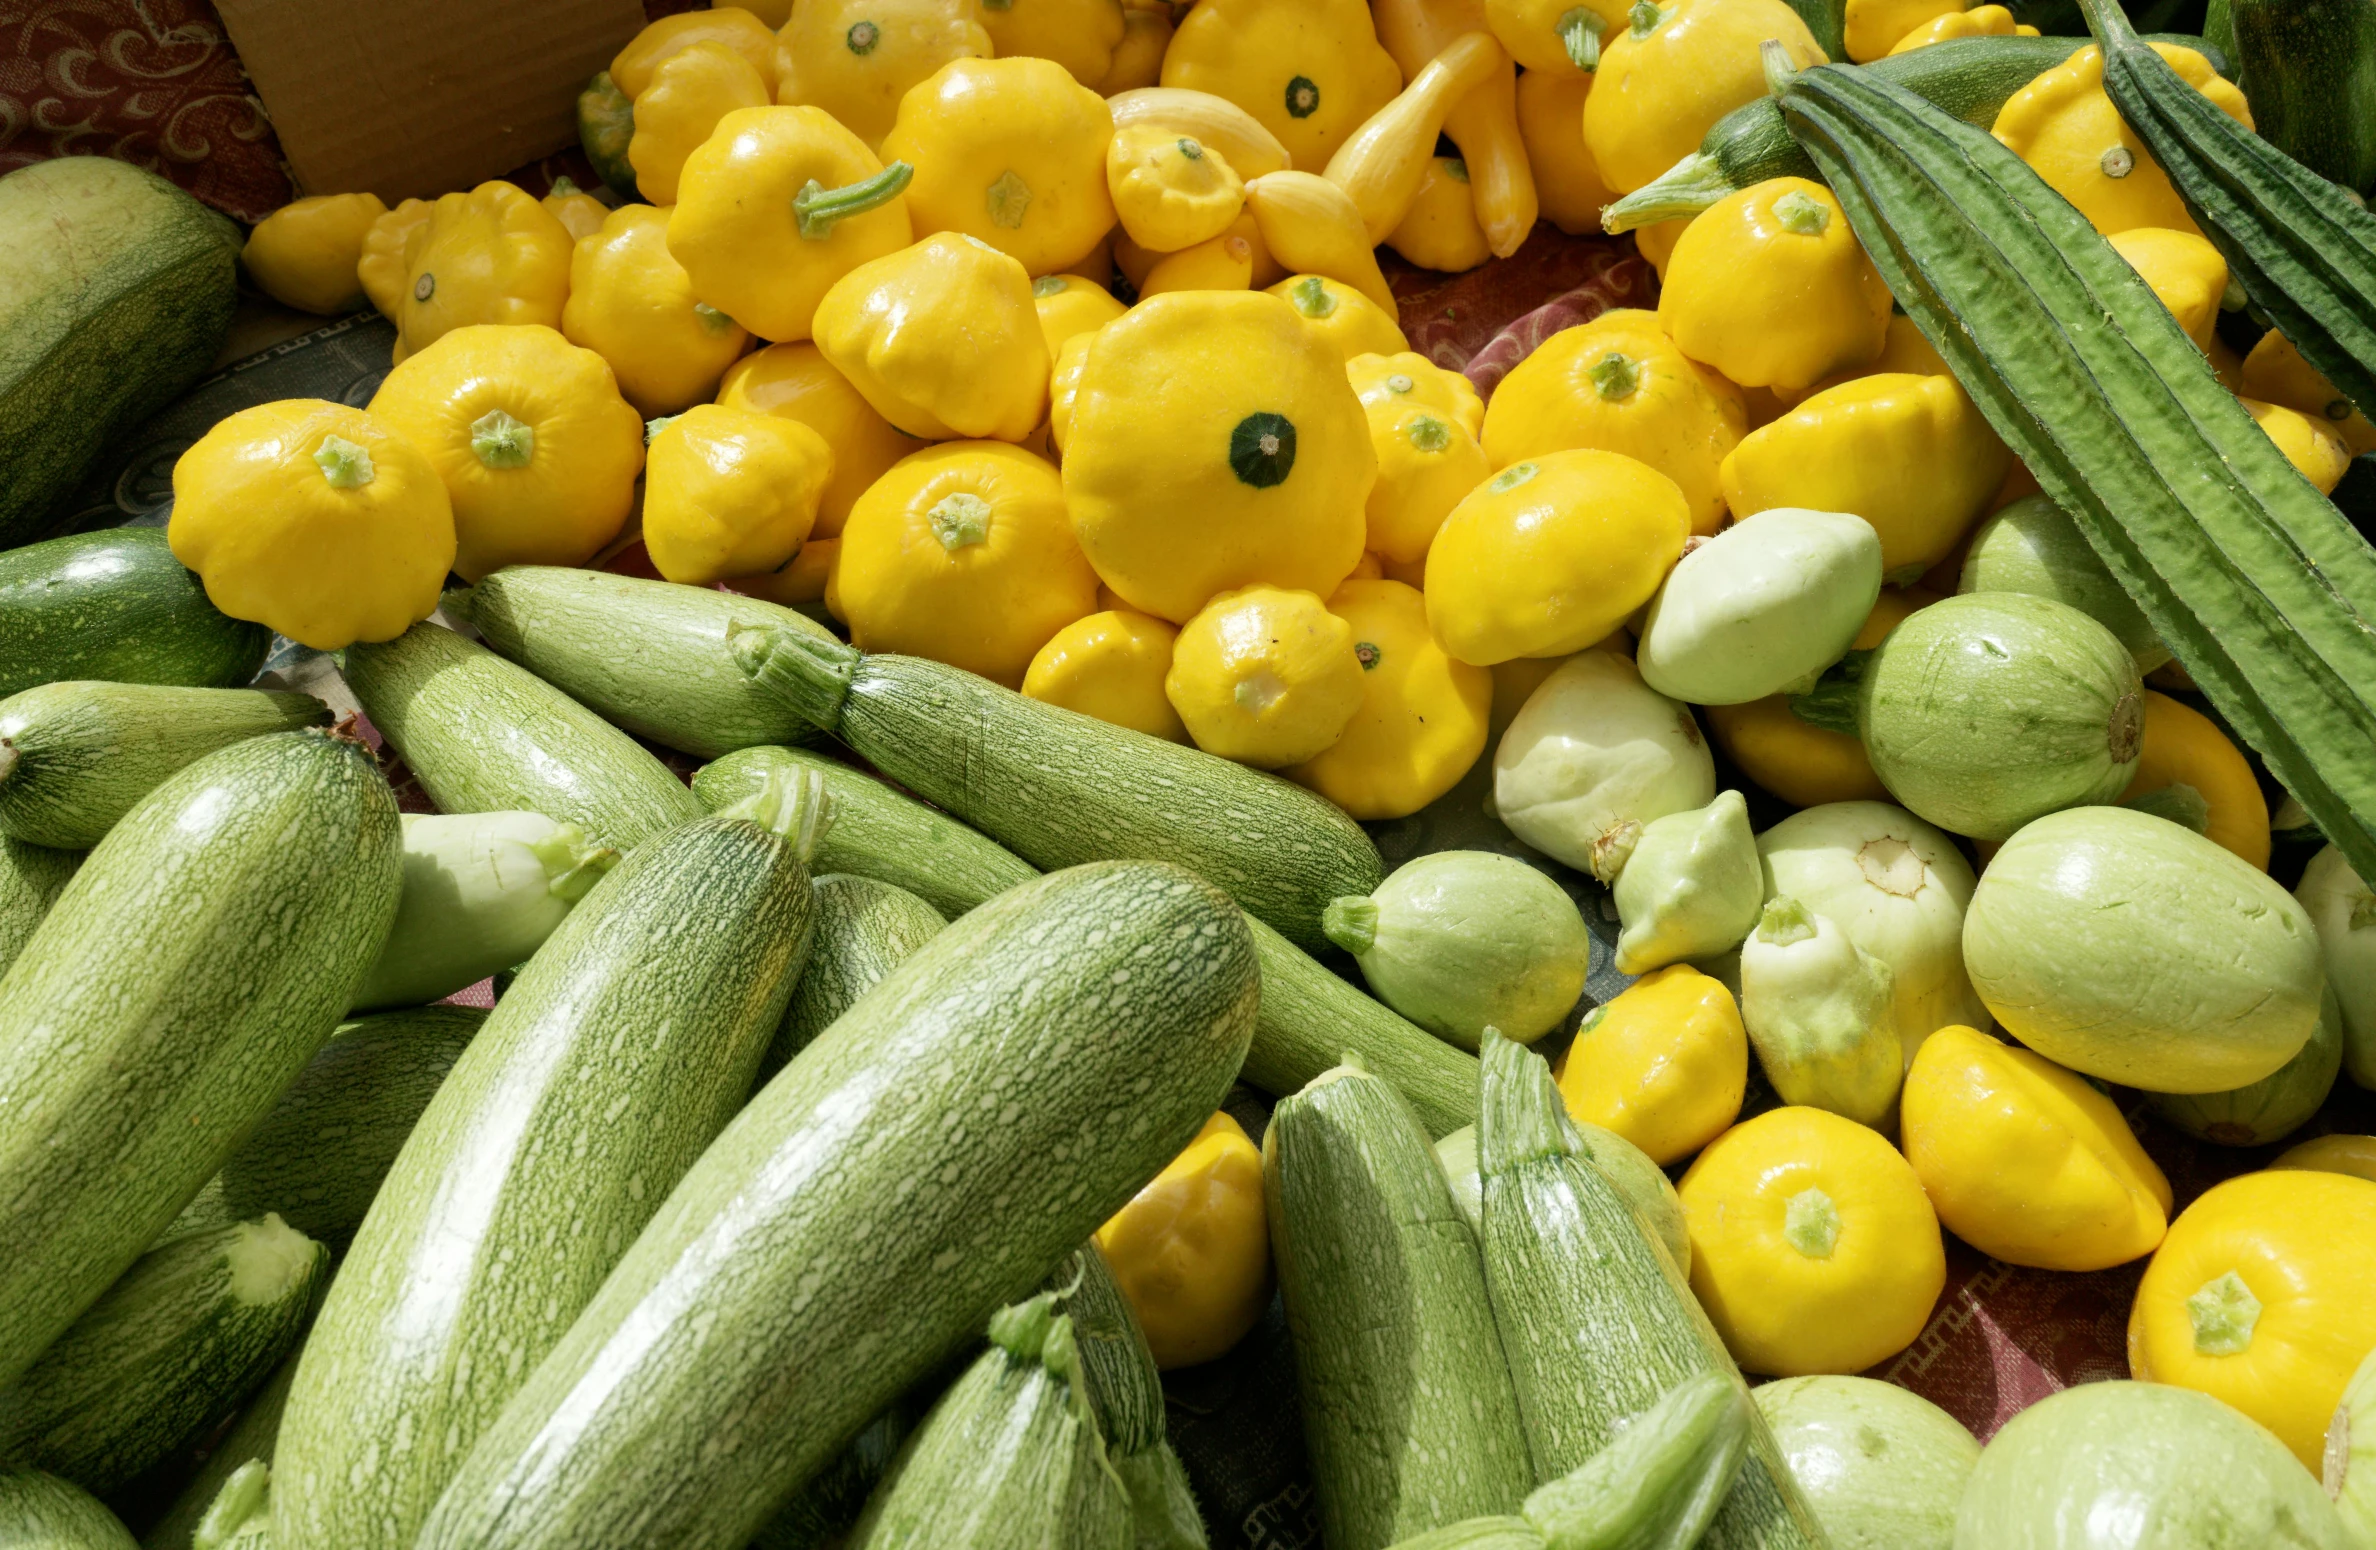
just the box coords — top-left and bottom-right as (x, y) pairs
(1230, 413), (1297, 487)
(1285, 75), (1320, 119)
(847, 20), (881, 52)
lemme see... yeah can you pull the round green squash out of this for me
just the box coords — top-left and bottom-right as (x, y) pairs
(1754, 1375), (1977, 1550)
(2148, 984), (2342, 1146)
(1958, 495), (2170, 671)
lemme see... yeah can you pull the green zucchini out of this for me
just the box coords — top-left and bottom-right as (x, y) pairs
(731, 627), (1383, 953)
(0, 1470), (137, 1548)
(0, 158), (240, 547)
(751, 1405), (920, 1550)
(1776, 55), (2376, 886)
(272, 775), (826, 1550)
(448, 567), (836, 760)
(1058, 1245), (1206, 1550)
(576, 72), (640, 201)
(768, 873), (946, 1077)
(344, 621), (701, 855)
(1475, 1031), (1824, 1550)
(0, 528), (267, 700)
(0, 683), (329, 849)
(2223, 0), (2376, 194)
(0, 730), (399, 1391)
(1264, 1060), (1533, 1549)
(192, 1462), (271, 1550)
(143, 1357), (295, 1550)
(162, 1007), (486, 1251)
(0, 1217), (324, 1496)
(416, 862), (1259, 1550)
(0, 836), (76, 980)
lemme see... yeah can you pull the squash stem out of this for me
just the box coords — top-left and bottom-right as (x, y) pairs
(1320, 896), (1380, 955)
(1478, 1028), (1580, 1179)
(0, 739), (16, 790)
(1523, 1373), (1751, 1550)
(794, 162), (915, 240)
(1556, 6), (1605, 70)
(729, 624), (860, 733)
(1600, 152), (1735, 233)
(529, 823), (622, 903)
(717, 766), (838, 862)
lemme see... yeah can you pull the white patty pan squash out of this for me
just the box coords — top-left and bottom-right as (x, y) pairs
(2296, 842), (2376, 1089)
(1637, 507), (1883, 706)
(1612, 790), (1765, 975)
(1754, 1375), (1978, 1550)
(1739, 896), (1904, 1129)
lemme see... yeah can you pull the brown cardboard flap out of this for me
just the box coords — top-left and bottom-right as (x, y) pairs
(217, 0), (650, 203)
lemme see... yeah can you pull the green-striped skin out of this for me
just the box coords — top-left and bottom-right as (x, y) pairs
(273, 804), (821, 1550)
(0, 529), (266, 700)
(0, 1471), (137, 1549)
(417, 862), (1258, 1550)
(0, 836), (76, 980)
(768, 873), (945, 1078)
(344, 621), (700, 854)
(734, 628), (1383, 953)
(1264, 1063), (1534, 1550)
(0, 683), (328, 849)
(1060, 1245), (1207, 1550)
(143, 1357), (295, 1550)
(2225, 0), (2376, 192)
(163, 1007), (486, 1251)
(1475, 1033), (1823, 1550)
(0, 158), (240, 547)
(0, 731), (399, 1391)
(451, 567), (837, 760)
(1777, 60), (2376, 886)
(0, 1217), (324, 1496)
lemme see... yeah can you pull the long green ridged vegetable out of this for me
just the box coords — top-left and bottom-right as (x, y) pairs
(144, 1357), (297, 1550)
(1265, 1060), (1533, 1550)
(273, 775), (827, 1550)
(0, 730), (399, 1391)
(416, 862), (1258, 1550)
(1774, 53), (2376, 884)
(0, 835), (75, 980)
(1059, 1245), (1207, 1550)
(0, 1470), (137, 1548)
(768, 873), (945, 1077)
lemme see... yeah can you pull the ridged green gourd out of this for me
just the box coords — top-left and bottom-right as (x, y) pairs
(0, 529), (267, 700)
(271, 777), (827, 1550)
(1058, 1244), (1207, 1550)
(0, 730), (399, 1391)
(0, 1470), (137, 1548)
(0, 836), (76, 981)
(144, 1356), (296, 1550)
(415, 862), (1258, 1550)
(768, 873), (946, 1077)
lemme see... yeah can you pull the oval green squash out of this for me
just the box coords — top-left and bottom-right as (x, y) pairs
(1959, 496), (2170, 671)
(0, 1469), (136, 1548)
(2148, 983), (2342, 1145)
(0, 528), (267, 700)
(766, 873), (945, 1078)
(1753, 1376), (1977, 1550)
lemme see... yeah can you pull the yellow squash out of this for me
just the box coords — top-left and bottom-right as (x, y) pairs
(1047, 329), (1097, 453)
(611, 8), (780, 97)
(1165, 584), (1367, 766)
(2105, 226), (2226, 350)
(2242, 328), (2376, 456)
(1516, 69), (1616, 235)
(1631, 214), (1690, 279)
(243, 192), (387, 315)
(716, 342), (921, 539)
(977, 0), (1126, 85)
(539, 176), (609, 243)
(1780, 310), (1951, 405)
(643, 405), (832, 585)
(358, 197), (433, 320)
(1373, 0), (1538, 257)
(1488, 0), (1625, 75)
(1290, 578), (1491, 818)
(1108, 125), (1246, 253)
(2243, 396), (2352, 494)
(1659, 178), (1892, 393)
(2118, 690), (2270, 868)
(1107, 87), (1293, 182)
(813, 232), (1050, 441)
(1022, 608), (1188, 740)
(1095, 5), (1174, 94)
(775, 0), (992, 149)
(1992, 44), (2251, 236)
(1702, 587), (1929, 807)
(1094, 1112), (1272, 1370)
(1387, 157), (1494, 273)
(1886, 4), (2037, 52)
(390, 182), (574, 366)
(1032, 273), (1127, 358)
(1322, 30), (1505, 245)
(562, 205), (752, 418)
(1555, 964), (1746, 1166)
(881, 57), (1117, 277)
(1268, 273), (1411, 362)
(1843, 0), (1955, 61)
(1584, 0), (1827, 196)
(1161, 0), (1404, 176)
(731, 535), (839, 608)
(1241, 172), (1400, 313)
(1361, 393), (1491, 564)
(2271, 1133), (2376, 1184)
(629, 42), (772, 206)
(1349, 351), (1485, 436)
(1136, 222), (1259, 295)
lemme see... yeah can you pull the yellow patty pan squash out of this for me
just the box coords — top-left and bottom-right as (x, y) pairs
(1032, 273), (1127, 358)
(2272, 1133), (2376, 1184)
(1556, 963), (1746, 1166)
(368, 324), (645, 582)
(2119, 690), (2270, 870)
(1992, 44), (2250, 237)
(1349, 351), (1485, 437)
(2106, 227), (2227, 350)
(2244, 396), (2352, 495)
(1023, 608), (1188, 740)
(837, 441), (1098, 684)
(881, 57), (1116, 277)
(244, 192), (386, 315)
(1268, 274), (1411, 363)
(611, 7), (780, 98)
(1781, 310), (1952, 406)
(1900, 1024), (2171, 1271)
(1517, 70), (1616, 235)
(390, 182), (574, 366)
(1161, 0), (1402, 178)
(1387, 157), (1493, 274)
(1632, 214), (1690, 280)
(1095, 1112), (1271, 1370)
(2130, 1168), (2376, 1469)
(1887, 3), (2036, 52)
(540, 176), (608, 243)
(628, 42), (772, 208)
(1064, 290), (1374, 623)
(2243, 328), (2376, 456)
(1426, 449), (1690, 666)
(716, 342), (920, 539)
(668, 105), (914, 344)
(1660, 179), (1891, 393)
(1047, 329), (1096, 454)
(1290, 578), (1491, 818)
(1584, 0), (1827, 196)
(1482, 306), (1746, 536)
(1138, 220), (1259, 295)
(1097, 6), (1173, 94)
(774, 0), (992, 149)
(1362, 397), (1491, 566)
(731, 534), (838, 608)
(169, 400), (455, 651)
(1487, 0), (1624, 77)
(979, 0), (1126, 85)
(1679, 1106), (1947, 1377)
(1702, 586), (1928, 808)
(1108, 125), (1245, 253)
(1843, 0), (1955, 61)
(562, 205), (752, 419)
(358, 197), (432, 320)
(813, 232), (1049, 442)
(1721, 372), (2011, 580)
(643, 404), (832, 585)
(1166, 584), (1367, 766)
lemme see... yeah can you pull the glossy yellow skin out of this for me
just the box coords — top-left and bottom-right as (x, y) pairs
(358, 198), (433, 320)
(540, 178), (609, 243)
(979, 0), (1126, 85)
(1556, 964), (1746, 1166)
(1242, 171), (1400, 313)
(1482, 306), (1745, 536)
(642, 405), (831, 585)
(1323, 30), (1505, 246)
(2243, 395), (2352, 495)
(1703, 587), (1927, 806)
(1993, 45), (2251, 236)
(1166, 584), (1366, 766)
(2271, 1133), (2376, 1184)
(1779, 310), (1952, 405)
(1064, 290), (1375, 623)
(2242, 328), (2376, 455)
(1047, 329), (1095, 453)
(169, 400), (455, 651)
(742, 0), (794, 26)
(882, 57), (1116, 277)
(1268, 273), (1410, 363)
(1108, 87), (1294, 183)
(629, 42), (772, 207)
(368, 324), (646, 582)
(716, 343), (919, 540)
(2106, 227), (2226, 350)
(1425, 449), (1690, 665)
(1109, 125), (1245, 253)
(562, 205), (751, 418)
(1290, 579), (1490, 818)
(1516, 70), (1614, 236)
(1660, 179), (1891, 393)
(774, 0), (992, 149)
(1374, 0), (1538, 258)
(1387, 158), (1492, 273)
(1363, 397), (1490, 565)
(391, 182), (574, 366)
(813, 232), (1049, 442)
(1721, 372), (2011, 579)
(1843, 0), (1956, 61)
(837, 441), (1098, 685)
(1678, 1106), (1946, 1377)
(1886, 4), (2037, 53)
(1095, 1113), (1272, 1370)
(731, 534), (838, 607)
(1585, 0), (1826, 196)
(1487, 0), (1625, 76)
(1161, 0), (1403, 176)
(611, 8), (780, 97)
(1139, 226), (1258, 294)
(2118, 690), (2270, 869)
(1094, 5), (1174, 94)
(1032, 274), (1126, 359)
(1349, 351), (1485, 437)
(244, 193), (386, 314)
(2130, 1169), (2376, 1468)
(1022, 608), (1188, 741)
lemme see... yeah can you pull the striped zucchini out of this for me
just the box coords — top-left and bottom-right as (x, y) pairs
(0, 730), (399, 1390)
(1264, 1061), (1533, 1550)
(1475, 1031), (1823, 1549)
(272, 775), (827, 1550)
(0, 1470), (137, 1549)
(344, 621), (700, 854)
(2222, 0), (2376, 193)
(752, 1404), (920, 1550)
(0, 836), (76, 980)
(0, 683), (328, 849)
(163, 1007), (485, 1251)
(416, 862), (1259, 1550)
(0, 1217), (325, 1496)
(768, 873), (945, 1077)
(448, 567), (836, 760)
(143, 1357), (295, 1550)
(1061, 1244), (1207, 1550)
(0, 528), (266, 701)
(732, 627), (1383, 953)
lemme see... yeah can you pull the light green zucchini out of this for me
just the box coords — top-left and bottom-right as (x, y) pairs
(0, 683), (328, 849)
(0, 730), (399, 1391)
(344, 620), (700, 854)
(0, 1470), (137, 1548)
(768, 873), (945, 1078)
(143, 1357), (295, 1550)
(1435, 1121), (1690, 1278)
(273, 776), (827, 1550)
(751, 1404), (920, 1550)
(416, 862), (1259, 1550)
(1752, 1375), (1976, 1550)
(1058, 1245), (1206, 1550)
(0, 835), (76, 980)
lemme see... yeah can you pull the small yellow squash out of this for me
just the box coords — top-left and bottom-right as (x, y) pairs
(1166, 584), (1366, 766)
(977, 0), (1126, 86)
(1556, 964), (1746, 1166)
(774, 0), (993, 149)
(1159, 0), (1404, 177)
(1360, 398), (1490, 566)
(1348, 351), (1485, 437)
(1137, 224), (1259, 295)
(1107, 124), (1246, 253)
(1843, 0), (1955, 61)
(2118, 690), (2270, 869)
(562, 205), (752, 418)
(1515, 69), (1616, 235)
(1583, 0), (1827, 196)
(2270, 1133), (2376, 1184)
(611, 8), (781, 97)
(812, 232), (1051, 442)
(1659, 178), (1892, 393)
(1885, 4), (2036, 52)
(2242, 396), (2352, 495)
(1267, 273), (1411, 363)
(1386, 157), (1494, 274)
(2241, 328), (2376, 456)
(1022, 608), (1188, 741)
(1702, 586), (1928, 807)
(1095, 6), (1174, 95)
(1031, 273), (1127, 358)
(1095, 1112), (1272, 1370)
(628, 41), (772, 206)
(881, 57), (1117, 277)
(243, 192), (387, 315)
(716, 342), (920, 540)
(390, 182), (574, 366)
(539, 176), (609, 242)
(643, 404), (833, 585)
(1991, 44), (2251, 236)
(357, 197), (433, 321)
(2105, 227), (2227, 350)
(1289, 578), (1491, 818)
